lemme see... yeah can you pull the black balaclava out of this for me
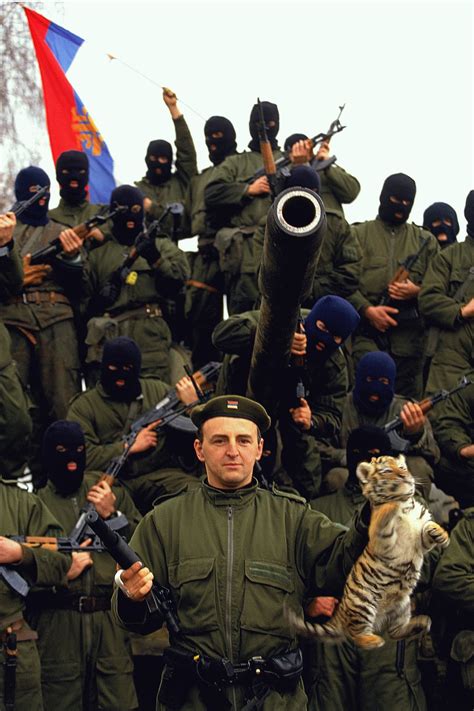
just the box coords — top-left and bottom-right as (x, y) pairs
(304, 295), (360, 362)
(423, 202), (459, 248)
(353, 352), (396, 416)
(14, 166), (50, 227)
(145, 139), (173, 185)
(464, 191), (474, 238)
(284, 133), (309, 152)
(346, 425), (393, 487)
(56, 150), (89, 205)
(378, 173), (416, 225)
(204, 116), (237, 165)
(285, 165), (321, 193)
(100, 337), (142, 402)
(110, 185), (144, 246)
(42, 420), (86, 496)
(248, 101), (279, 152)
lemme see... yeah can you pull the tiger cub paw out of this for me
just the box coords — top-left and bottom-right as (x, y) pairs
(352, 633), (385, 649)
(425, 522), (450, 548)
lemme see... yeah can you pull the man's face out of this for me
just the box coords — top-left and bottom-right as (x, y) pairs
(147, 154), (170, 176)
(194, 417), (263, 490)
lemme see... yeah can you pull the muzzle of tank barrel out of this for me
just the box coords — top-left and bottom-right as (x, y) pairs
(248, 187), (326, 416)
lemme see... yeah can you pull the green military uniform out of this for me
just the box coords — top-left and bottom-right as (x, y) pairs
(0, 481), (71, 711)
(320, 393), (439, 500)
(419, 234), (474, 394)
(135, 116), (197, 237)
(252, 208), (362, 305)
(31, 473), (141, 710)
(0, 222), (83, 477)
(349, 219), (439, 399)
(313, 161), (361, 216)
(432, 509), (474, 710)
(0, 242), (32, 479)
(112, 478), (370, 709)
(67, 377), (201, 513)
(205, 148), (284, 314)
(308, 485), (427, 711)
(182, 166), (224, 366)
(48, 198), (107, 250)
(430, 382), (474, 508)
(84, 234), (190, 384)
(212, 310), (348, 498)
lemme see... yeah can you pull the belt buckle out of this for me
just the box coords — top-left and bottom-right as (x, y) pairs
(78, 596), (90, 613)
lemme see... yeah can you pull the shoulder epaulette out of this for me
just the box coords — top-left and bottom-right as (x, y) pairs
(271, 484), (306, 505)
(152, 484), (191, 508)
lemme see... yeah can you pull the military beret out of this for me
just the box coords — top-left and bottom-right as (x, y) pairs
(190, 395), (271, 433)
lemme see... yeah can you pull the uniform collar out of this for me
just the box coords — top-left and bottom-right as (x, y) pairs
(203, 478), (258, 507)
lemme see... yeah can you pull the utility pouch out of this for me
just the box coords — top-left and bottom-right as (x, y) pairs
(264, 647), (304, 691)
(451, 630), (474, 690)
(214, 227), (244, 275)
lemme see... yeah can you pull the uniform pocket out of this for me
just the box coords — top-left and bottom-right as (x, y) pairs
(168, 557), (218, 633)
(241, 560), (294, 639)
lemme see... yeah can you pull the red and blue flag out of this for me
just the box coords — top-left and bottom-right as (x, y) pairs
(24, 7), (115, 203)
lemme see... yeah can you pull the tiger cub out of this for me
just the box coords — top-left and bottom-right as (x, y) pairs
(288, 454), (449, 649)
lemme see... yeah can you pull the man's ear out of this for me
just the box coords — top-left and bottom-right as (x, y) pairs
(194, 438), (205, 463)
(256, 437), (264, 462)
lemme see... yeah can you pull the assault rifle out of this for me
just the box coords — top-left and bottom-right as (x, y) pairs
(249, 103), (346, 182)
(10, 184), (50, 218)
(383, 376), (472, 453)
(86, 508), (180, 635)
(69, 361), (222, 544)
(256, 97), (280, 199)
(98, 203), (184, 309)
(29, 204), (127, 265)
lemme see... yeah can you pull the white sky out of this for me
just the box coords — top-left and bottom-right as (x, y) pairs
(14, 0), (474, 233)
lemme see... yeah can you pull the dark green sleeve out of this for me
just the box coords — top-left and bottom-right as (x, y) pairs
(153, 236), (190, 295)
(419, 250), (462, 329)
(21, 494), (70, 586)
(205, 157), (250, 208)
(0, 242), (23, 299)
(67, 396), (124, 471)
(296, 504), (369, 596)
(432, 515), (474, 614)
(312, 218), (361, 301)
(322, 165), (360, 205)
(431, 388), (474, 460)
(173, 115), (198, 186)
(212, 310), (260, 355)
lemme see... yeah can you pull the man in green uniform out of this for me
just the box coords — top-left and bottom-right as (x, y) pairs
(67, 337), (201, 514)
(205, 100), (284, 314)
(0, 477), (83, 710)
(29, 420), (141, 710)
(111, 394), (371, 710)
(432, 508), (474, 710)
(212, 296), (360, 498)
(183, 116), (237, 366)
(419, 192), (474, 394)
(349, 173), (439, 399)
(135, 88), (197, 238)
(0, 211), (33, 479)
(320, 351), (439, 499)
(0, 167), (85, 482)
(84, 184), (189, 385)
(430, 379), (474, 508)
(283, 133), (361, 216)
(48, 150), (107, 245)
(308, 426), (428, 711)
(252, 166), (362, 306)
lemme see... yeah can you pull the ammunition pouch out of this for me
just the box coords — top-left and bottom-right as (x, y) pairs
(214, 226), (256, 276)
(159, 647), (303, 710)
(450, 630), (474, 690)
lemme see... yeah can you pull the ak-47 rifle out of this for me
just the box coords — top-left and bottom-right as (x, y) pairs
(98, 203), (184, 309)
(383, 376), (472, 453)
(10, 184), (50, 218)
(29, 204), (127, 265)
(249, 104), (346, 182)
(86, 508), (180, 635)
(287, 313), (307, 409)
(256, 97), (280, 199)
(69, 361), (222, 545)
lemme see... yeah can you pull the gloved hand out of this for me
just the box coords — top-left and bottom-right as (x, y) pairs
(98, 269), (122, 309)
(137, 237), (161, 267)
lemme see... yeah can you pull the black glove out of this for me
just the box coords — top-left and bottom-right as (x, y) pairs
(98, 269), (122, 309)
(137, 237), (161, 266)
